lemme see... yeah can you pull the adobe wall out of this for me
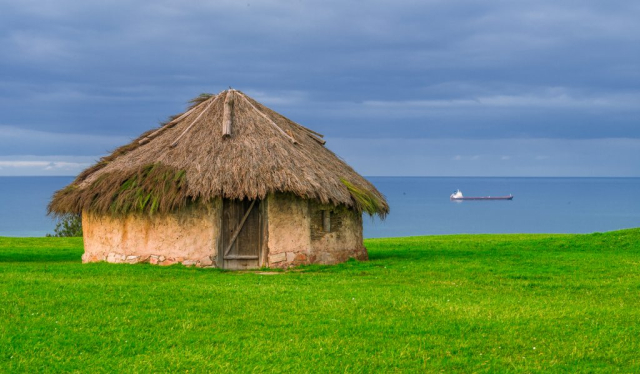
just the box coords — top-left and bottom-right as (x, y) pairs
(265, 194), (311, 267)
(81, 200), (221, 267)
(82, 194), (366, 269)
(308, 202), (367, 264)
(265, 194), (367, 268)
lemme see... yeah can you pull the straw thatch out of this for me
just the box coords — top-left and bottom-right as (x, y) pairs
(48, 90), (389, 218)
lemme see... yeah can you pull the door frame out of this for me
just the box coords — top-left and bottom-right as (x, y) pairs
(217, 198), (268, 269)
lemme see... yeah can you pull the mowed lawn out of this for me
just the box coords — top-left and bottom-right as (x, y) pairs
(1, 230), (639, 373)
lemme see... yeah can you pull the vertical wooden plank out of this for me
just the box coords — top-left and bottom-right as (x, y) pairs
(225, 199), (257, 257)
(222, 90), (234, 138)
(220, 201), (228, 269)
(217, 199), (224, 269)
(260, 197), (269, 267)
(221, 198), (262, 269)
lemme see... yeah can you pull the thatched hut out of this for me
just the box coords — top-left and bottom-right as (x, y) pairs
(49, 89), (388, 269)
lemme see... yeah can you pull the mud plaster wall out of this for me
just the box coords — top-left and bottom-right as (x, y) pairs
(82, 194), (365, 269)
(309, 202), (367, 263)
(265, 194), (367, 267)
(266, 194), (311, 266)
(82, 200), (220, 267)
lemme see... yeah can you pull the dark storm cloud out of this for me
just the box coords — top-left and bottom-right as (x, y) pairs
(0, 0), (638, 175)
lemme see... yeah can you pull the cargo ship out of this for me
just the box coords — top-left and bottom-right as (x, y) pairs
(450, 189), (513, 201)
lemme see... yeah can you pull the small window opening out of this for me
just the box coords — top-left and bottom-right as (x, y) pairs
(322, 210), (331, 233)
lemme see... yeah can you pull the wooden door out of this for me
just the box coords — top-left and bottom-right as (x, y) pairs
(220, 199), (263, 269)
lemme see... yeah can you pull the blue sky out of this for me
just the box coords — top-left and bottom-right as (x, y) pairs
(1, 0), (638, 176)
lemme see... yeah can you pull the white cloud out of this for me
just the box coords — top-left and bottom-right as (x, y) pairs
(5, 31), (75, 63)
(0, 160), (89, 169)
(360, 90), (640, 111)
(0, 155), (97, 176)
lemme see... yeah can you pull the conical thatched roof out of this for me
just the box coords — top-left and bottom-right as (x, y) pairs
(49, 90), (388, 218)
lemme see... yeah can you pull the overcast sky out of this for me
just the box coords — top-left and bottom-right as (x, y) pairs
(1, 0), (638, 176)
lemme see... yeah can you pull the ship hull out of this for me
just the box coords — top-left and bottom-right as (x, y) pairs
(451, 196), (513, 201)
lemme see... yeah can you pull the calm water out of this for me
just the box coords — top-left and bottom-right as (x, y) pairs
(0, 177), (639, 238)
(364, 177), (640, 238)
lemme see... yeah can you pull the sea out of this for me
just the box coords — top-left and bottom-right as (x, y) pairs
(1, 176), (639, 238)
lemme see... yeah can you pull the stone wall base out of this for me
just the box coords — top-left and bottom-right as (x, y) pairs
(84, 247), (367, 269)
(267, 246), (368, 269)
(82, 252), (217, 268)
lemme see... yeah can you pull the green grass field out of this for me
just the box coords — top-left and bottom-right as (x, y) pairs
(1, 230), (639, 373)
